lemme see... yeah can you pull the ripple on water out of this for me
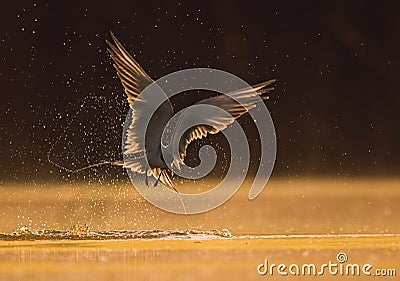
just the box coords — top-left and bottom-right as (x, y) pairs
(0, 225), (232, 241)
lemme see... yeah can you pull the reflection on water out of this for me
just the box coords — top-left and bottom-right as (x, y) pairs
(0, 179), (399, 280)
(0, 235), (398, 281)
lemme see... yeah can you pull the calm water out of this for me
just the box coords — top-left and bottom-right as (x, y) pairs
(0, 179), (399, 280)
(0, 233), (398, 281)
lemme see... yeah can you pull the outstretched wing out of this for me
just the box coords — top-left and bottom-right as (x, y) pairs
(107, 32), (173, 174)
(107, 32), (153, 104)
(175, 80), (276, 167)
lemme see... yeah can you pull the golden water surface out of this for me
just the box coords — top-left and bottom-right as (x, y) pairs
(0, 179), (399, 280)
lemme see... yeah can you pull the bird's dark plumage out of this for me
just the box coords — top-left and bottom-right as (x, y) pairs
(107, 32), (275, 190)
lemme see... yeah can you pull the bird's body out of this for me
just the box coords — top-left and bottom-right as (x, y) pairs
(107, 33), (275, 190)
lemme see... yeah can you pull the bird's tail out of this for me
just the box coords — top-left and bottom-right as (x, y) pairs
(47, 158), (123, 174)
(111, 160), (124, 166)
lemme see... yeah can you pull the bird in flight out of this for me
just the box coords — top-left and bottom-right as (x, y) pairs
(106, 33), (275, 191)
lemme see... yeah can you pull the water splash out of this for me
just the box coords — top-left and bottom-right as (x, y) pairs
(0, 225), (232, 241)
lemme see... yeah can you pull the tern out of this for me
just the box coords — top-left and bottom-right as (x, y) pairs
(106, 33), (275, 191)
